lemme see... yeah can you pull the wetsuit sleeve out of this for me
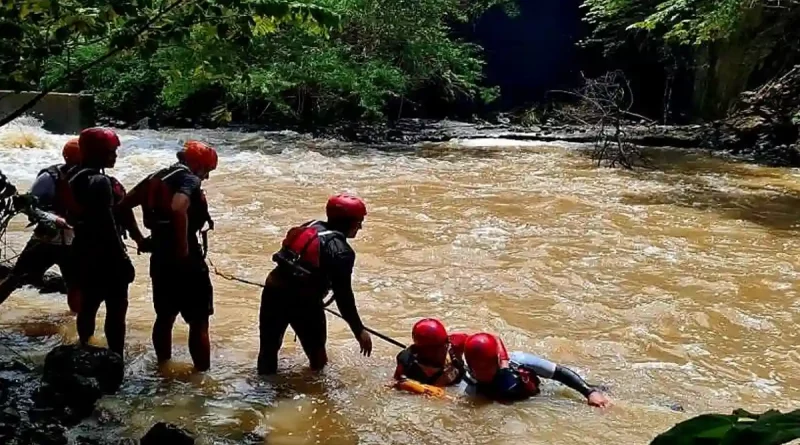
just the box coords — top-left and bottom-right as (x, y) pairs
(327, 241), (366, 337)
(510, 351), (595, 398)
(88, 175), (127, 260)
(26, 173), (59, 223)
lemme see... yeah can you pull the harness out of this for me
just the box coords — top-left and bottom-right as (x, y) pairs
(141, 164), (214, 258)
(272, 220), (344, 280)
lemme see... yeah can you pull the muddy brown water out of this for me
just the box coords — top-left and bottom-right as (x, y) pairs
(2, 119), (800, 444)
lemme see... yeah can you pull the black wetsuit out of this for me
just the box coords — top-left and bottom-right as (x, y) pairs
(257, 221), (365, 373)
(467, 352), (597, 402)
(68, 167), (133, 303)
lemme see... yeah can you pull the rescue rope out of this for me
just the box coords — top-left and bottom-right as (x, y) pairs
(205, 257), (407, 349)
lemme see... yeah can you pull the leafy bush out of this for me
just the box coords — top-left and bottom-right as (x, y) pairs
(650, 408), (800, 445)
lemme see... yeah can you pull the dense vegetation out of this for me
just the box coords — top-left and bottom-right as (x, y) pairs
(580, 0), (800, 121)
(0, 0), (516, 128)
(651, 408), (800, 445)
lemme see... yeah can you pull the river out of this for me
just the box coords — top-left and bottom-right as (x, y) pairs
(1, 117), (799, 444)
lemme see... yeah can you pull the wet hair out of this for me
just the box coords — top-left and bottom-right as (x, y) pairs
(176, 151), (186, 163)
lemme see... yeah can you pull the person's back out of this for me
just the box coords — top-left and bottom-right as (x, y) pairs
(68, 128), (133, 357)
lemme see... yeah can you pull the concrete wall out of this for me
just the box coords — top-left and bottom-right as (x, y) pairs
(0, 91), (95, 135)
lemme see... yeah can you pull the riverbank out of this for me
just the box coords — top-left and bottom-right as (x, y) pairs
(107, 116), (796, 168)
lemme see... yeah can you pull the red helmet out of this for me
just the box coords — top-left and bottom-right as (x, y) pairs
(464, 333), (500, 367)
(182, 140), (218, 172)
(412, 319), (448, 347)
(326, 194), (367, 221)
(79, 127), (120, 160)
(62, 138), (81, 165)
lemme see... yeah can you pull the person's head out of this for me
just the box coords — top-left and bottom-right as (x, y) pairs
(79, 128), (120, 168)
(326, 194), (367, 238)
(62, 138), (81, 166)
(464, 333), (501, 383)
(412, 318), (449, 365)
(179, 140), (218, 180)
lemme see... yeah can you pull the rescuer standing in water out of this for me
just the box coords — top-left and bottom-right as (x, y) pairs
(257, 194), (373, 375)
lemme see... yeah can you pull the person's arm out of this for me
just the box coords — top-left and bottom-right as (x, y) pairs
(328, 246), (366, 337)
(509, 351), (595, 397)
(25, 173), (60, 224)
(169, 173), (200, 259)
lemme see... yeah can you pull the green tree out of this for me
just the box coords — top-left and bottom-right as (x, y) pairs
(0, 0), (339, 127)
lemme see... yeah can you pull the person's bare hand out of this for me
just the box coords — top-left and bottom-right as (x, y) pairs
(357, 330), (372, 357)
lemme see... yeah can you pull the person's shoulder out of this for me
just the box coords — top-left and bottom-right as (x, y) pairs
(324, 232), (354, 257)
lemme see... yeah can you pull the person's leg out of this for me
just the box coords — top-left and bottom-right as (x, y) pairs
(292, 304), (328, 371)
(0, 238), (54, 305)
(103, 283), (129, 357)
(55, 245), (81, 313)
(183, 261), (213, 371)
(257, 281), (290, 375)
(77, 287), (103, 345)
(151, 271), (179, 363)
(187, 318), (210, 372)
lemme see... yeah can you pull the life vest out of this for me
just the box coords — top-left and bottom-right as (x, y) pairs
(38, 164), (80, 220)
(272, 220), (345, 279)
(397, 345), (465, 387)
(139, 164), (213, 232)
(64, 166), (99, 226)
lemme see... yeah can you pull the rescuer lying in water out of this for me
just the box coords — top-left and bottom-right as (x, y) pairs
(393, 319), (611, 407)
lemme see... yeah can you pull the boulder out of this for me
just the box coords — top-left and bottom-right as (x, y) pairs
(140, 422), (195, 445)
(35, 345), (124, 423)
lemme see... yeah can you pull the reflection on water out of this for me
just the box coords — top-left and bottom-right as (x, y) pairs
(2, 119), (800, 444)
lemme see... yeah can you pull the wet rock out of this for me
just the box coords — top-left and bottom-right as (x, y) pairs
(240, 431), (266, 444)
(0, 263), (68, 294)
(140, 422), (195, 445)
(37, 345), (123, 424)
(24, 421), (68, 445)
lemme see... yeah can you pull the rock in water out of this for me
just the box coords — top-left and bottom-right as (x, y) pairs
(36, 345), (124, 423)
(141, 422), (195, 445)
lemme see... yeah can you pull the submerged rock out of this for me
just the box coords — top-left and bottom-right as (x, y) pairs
(140, 422), (195, 445)
(36, 344), (124, 424)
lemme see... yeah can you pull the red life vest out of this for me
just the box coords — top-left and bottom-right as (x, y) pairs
(272, 221), (344, 278)
(137, 164), (212, 234)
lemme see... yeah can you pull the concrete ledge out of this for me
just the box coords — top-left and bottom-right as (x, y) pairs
(0, 91), (95, 135)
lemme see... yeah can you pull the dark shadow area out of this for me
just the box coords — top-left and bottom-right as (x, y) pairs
(468, 0), (585, 110)
(618, 150), (800, 234)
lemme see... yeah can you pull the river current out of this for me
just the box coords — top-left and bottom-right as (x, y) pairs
(1, 117), (800, 444)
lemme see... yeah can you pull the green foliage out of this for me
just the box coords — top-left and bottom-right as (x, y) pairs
(582, 0), (772, 47)
(650, 408), (800, 445)
(1, 0), (510, 126)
